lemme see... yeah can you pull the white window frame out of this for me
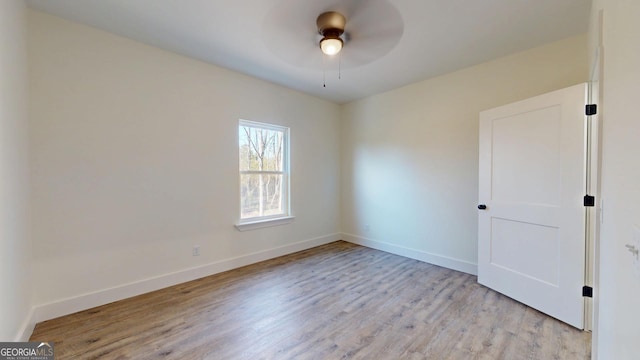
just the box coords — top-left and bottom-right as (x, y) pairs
(235, 120), (293, 231)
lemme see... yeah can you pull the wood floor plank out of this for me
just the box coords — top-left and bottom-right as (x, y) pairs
(30, 241), (591, 359)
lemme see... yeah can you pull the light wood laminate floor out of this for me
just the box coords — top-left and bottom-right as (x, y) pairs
(31, 241), (591, 359)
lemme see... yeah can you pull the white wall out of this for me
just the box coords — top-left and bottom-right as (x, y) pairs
(341, 35), (588, 273)
(589, 0), (640, 358)
(28, 10), (341, 319)
(0, 0), (32, 341)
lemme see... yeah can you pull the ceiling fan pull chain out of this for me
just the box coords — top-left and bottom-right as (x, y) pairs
(322, 54), (326, 87)
(339, 51), (342, 80)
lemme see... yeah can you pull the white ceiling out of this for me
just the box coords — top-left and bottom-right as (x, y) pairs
(26, 0), (592, 104)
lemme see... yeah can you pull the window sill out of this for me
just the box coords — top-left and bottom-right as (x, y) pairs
(235, 216), (295, 232)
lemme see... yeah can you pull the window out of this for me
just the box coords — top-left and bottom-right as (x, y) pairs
(237, 120), (291, 228)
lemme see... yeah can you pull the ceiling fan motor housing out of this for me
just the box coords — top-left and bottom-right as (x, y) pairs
(316, 11), (346, 37)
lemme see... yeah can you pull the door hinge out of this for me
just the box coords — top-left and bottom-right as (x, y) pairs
(586, 104), (597, 116)
(584, 195), (595, 207)
(582, 286), (593, 298)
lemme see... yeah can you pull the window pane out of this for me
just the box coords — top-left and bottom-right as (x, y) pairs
(240, 173), (285, 219)
(239, 126), (284, 172)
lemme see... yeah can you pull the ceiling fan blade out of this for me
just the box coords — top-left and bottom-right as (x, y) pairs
(261, 3), (323, 68)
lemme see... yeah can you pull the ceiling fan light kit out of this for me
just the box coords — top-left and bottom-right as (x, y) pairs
(317, 11), (346, 56)
(320, 37), (343, 56)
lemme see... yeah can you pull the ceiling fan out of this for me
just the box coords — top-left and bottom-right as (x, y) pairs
(262, 0), (404, 70)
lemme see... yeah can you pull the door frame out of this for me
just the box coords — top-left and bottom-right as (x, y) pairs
(583, 79), (599, 332)
(586, 8), (604, 345)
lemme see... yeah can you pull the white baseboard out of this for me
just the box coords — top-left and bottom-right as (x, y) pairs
(15, 307), (36, 342)
(342, 233), (477, 275)
(32, 233), (341, 325)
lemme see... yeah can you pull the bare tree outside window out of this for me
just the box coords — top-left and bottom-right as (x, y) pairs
(239, 120), (289, 220)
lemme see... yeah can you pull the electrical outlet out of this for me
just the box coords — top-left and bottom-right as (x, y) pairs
(192, 246), (200, 257)
(364, 224), (370, 233)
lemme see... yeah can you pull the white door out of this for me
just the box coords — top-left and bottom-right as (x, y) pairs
(478, 83), (587, 329)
